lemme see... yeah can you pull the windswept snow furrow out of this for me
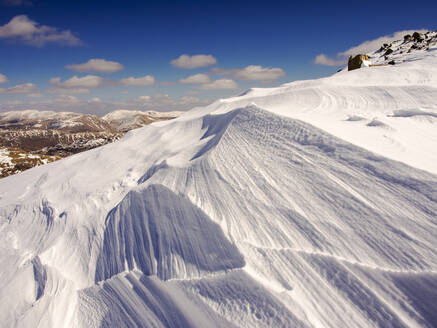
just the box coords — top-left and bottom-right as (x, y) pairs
(242, 245), (437, 328)
(0, 249), (77, 327)
(167, 107), (437, 270)
(179, 270), (309, 328)
(95, 184), (245, 282)
(79, 271), (237, 328)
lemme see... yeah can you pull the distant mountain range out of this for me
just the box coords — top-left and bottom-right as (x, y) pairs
(0, 109), (182, 177)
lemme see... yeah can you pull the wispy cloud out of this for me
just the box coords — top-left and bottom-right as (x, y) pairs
(131, 94), (208, 110)
(179, 73), (211, 84)
(199, 78), (238, 90)
(234, 65), (285, 81)
(49, 75), (105, 89)
(0, 82), (39, 94)
(313, 54), (346, 66)
(314, 29), (427, 66)
(46, 74), (156, 94)
(47, 75), (107, 94)
(120, 75), (155, 86)
(211, 65), (285, 81)
(46, 87), (90, 95)
(66, 59), (124, 73)
(0, 15), (81, 47)
(171, 54), (217, 69)
(53, 94), (80, 103)
(26, 93), (44, 97)
(0, 73), (8, 83)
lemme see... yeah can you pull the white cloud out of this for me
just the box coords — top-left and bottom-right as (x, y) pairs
(53, 95), (80, 103)
(50, 75), (105, 88)
(185, 90), (200, 95)
(199, 78), (238, 90)
(46, 87), (90, 95)
(88, 97), (101, 103)
(234, 65), (285, 81)
(314, 29), (427, 66)
(211, 65), (285, 81)
(66, 58), (124, 73)
(48, 77), (60, 84)
(314, 54), (346, 66)
(179, 96), (200, 104)
(120, 75), (155, 86)
(0, 15), (81, 47)
(0, 82), (39, 94)
(131, 94), (207, 110)
(171, 54), (217, 69)
(210, 67), (239, 76)
(27, 93), (44, 97)
(179, 73), (211, 84)
(5, 100), (24, 105)
(0, 73), (8, 83)
(136, 95), (151, 102)
(47, 75), (105, 94)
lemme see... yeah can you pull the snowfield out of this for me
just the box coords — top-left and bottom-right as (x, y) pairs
(1, 34), (437, 327)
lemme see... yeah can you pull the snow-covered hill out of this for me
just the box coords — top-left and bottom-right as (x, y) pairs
(1, 32), (437, 327)
(102, 110), (183, 132)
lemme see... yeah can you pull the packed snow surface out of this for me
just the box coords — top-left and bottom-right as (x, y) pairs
(1, 36), (437, 327)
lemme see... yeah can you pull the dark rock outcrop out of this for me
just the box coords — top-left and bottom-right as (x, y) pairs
(404, 34), (412, 42)
(348, 54), (369, 71)
(413, 32), (424, 42)
(384, 48), (394, 56)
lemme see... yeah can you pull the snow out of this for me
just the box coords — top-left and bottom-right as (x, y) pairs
(102, 109), (184, 131)
(361, 59), (371, 67)
(0, 148), (12, 175)
(1, 33), (437, 327)
(102, 109), (183, 121)
(0, 148), (12, 164)
(0, 109), (79, 122)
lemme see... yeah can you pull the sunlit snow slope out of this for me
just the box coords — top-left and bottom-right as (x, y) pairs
(1, 34), (437, 328)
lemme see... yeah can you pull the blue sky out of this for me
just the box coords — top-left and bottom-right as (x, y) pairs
(0, 0), (436, 115)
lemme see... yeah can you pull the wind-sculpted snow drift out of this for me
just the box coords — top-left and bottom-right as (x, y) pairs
(1, 36), (437, 327)
(95, 184), (245, 282)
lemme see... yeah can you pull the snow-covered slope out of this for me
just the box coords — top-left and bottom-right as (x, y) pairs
(1, 32), (437, 328)
(0, 147), (60, 177)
